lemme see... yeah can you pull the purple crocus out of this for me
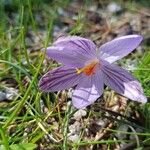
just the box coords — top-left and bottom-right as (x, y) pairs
(39, 35), (147, 109)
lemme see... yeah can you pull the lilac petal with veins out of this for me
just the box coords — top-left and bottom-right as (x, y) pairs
(99, 35), (143, 63)
(46, 36), (97, 68)
(101, 60), (147, 103)
(54, 36), (96, 58)
(72, 74), (103, 109)
(93, 70), (104, 95)
(46, 46), (86, 68)
(39, 66), (81, 92)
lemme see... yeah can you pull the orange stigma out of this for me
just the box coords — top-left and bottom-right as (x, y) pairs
(76, 60), (99, 76)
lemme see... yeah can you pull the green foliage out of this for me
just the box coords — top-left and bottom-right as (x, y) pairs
(140, 103), (150, 130)
(134, 51), (150, 97)
(135, 0), (150, 7)
(0, 143), (37, 150)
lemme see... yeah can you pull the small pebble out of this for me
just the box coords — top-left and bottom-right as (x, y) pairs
(116, 125), (128, 139)
(68, 134), (79, 142)
(73, 109), (87, 120)
(107, 2), (121, 13)
(0, 91), (6, 101)
(69, 121), (82, 133)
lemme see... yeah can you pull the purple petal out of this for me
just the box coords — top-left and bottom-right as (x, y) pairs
(72, 73), (103, 109)
(46, 36), (97, 68)
(93, 70), (104, 95)
(39, 66), (81, 92)
(54, 36), (96, 58)
(99, 35), (143, 63)
(101, 61), (147, 103)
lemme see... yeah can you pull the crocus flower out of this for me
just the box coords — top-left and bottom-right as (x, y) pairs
(39, 35), (147, 109)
